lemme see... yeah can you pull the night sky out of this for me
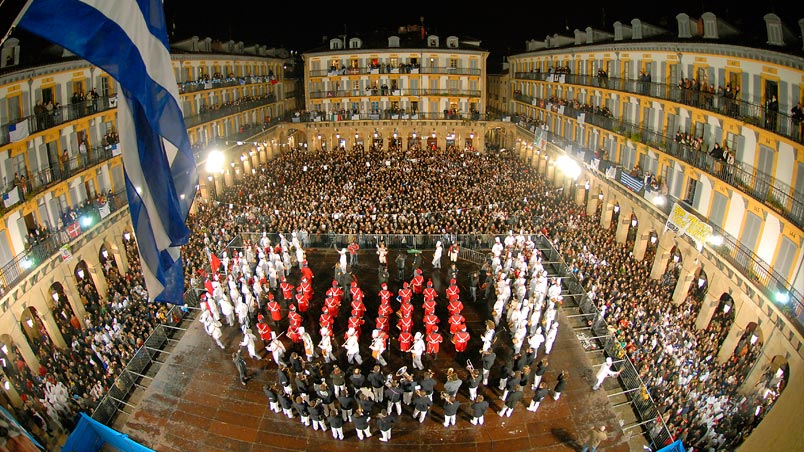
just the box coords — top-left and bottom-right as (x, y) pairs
(2, 0), (803, 71)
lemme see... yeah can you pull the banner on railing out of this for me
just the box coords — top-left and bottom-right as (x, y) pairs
(2, 188), (20, 208)
(8, 120), (29, 142)
(67, 222), (81, 239)
(98, 203), (111, 219)
(60, 244), (73, 262)
(666, 202), (712, 249)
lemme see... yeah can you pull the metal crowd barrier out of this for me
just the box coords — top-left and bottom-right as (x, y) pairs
(91, 304), (188, 425)
(535, 236), (673, 449)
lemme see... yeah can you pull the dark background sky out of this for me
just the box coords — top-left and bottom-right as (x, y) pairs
(162, 0), (804, 70)
(2, 0), (804, 71)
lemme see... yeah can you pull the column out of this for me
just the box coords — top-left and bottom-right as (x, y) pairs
(650, 233), (676, 280)
(672, 257), (698, 305)
(716, 298), (758, 363)
(632, 219), (651, 260)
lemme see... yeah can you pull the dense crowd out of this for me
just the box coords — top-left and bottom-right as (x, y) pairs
(3, 236), (176, 446)
(176, 144), (782, 450)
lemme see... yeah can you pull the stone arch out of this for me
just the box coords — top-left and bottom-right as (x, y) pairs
(732, 321), (764, 379)
(49, 281), (80, 343)
(98, 240), (119, 277)
(708, 292), (735, 350)
(756, 355), (788, 413)
(690, 267), (709, 303)
(74, 259), (100, 308)
(625, 212), (638, 245)
(644, 230), (659, 264)
(0, 335), (30, 402)
(20, 306), (53, 359)
(608, 202), (621, 230)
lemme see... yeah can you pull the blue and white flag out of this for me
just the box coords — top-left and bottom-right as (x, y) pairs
(19, 0), (198, 304)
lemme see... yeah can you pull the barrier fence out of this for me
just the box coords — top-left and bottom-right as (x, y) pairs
(90, 304), (188, 425)
(536, 236), (673, 449)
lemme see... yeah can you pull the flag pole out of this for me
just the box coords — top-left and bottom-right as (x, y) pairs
(0, 0), (34, 48)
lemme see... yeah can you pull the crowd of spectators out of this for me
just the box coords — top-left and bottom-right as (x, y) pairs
(2, 234), (173, 447)
(177, 143), (782, 450)
(1, 137), (786, 449)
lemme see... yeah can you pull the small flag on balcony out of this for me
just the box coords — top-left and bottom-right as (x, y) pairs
(67, 222), (81, 239)
(8, 120), (29, 142)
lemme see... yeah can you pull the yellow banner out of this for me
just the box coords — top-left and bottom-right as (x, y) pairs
(668, 203), (713, 247)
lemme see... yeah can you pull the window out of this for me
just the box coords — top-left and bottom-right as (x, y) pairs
(684, 178), (698, 205)
(710, 192), (728, 227)
(449, 58), (458, 70)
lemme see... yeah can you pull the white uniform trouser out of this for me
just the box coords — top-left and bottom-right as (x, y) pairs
(347, 352), (363, 365)
(331, 426), (344, 440)
(312, 419), (327, 431)
(356, 427), (371, 439)
(468, 386), (478, 401)
(532, 375), (543, 390)
(403, 391), (413, 405)
(387, 400), (402, 415)
(269, 401), (279, 412)
(373, 386), (384, 402)
(471, 415), (485, 425)
(341, 408), (352, 422)
(283, 407), (293, 418)
(413, 409), (427, 422)
(412, 353), (424, 369)
(443, 414), (456, 426)
(380, 429), (391, 441)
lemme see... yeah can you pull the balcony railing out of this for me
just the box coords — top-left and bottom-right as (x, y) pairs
(514, 93), (804, 228)
(0, 96), (118, 147)
(183, 95), (277, 128)
(308, 88), (482, 99)
(289, 110), (487, 123)
(309, 66), (482, 77)
(177, 75), (275, 94)
(512, 71), (804, 145)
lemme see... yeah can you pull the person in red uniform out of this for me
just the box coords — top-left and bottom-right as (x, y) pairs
(448, 311), (466, 334)
(351, 295), (366, 318)
(397, 311), (413, 333)
(287, 323), (301, 345)
(299, 276), (313, 299)
(348, 314), (365, 337)
(326, 279), (344, 303)
(280, 277), (294, 305)
(453, 325), (470, 359)
(257, 315), (273, 344)
(350, 281), (364, 308)
(447, 298), (464, 317)
(378, 283), (393, 305)
(287, 305), (302, 328)
(378, 300), (393, 319)
(376, 314), (390, 334)
(267, 293), (282, 323)
(422, 297), (437, 316)
(422, 279), (438, 303)
(319, 307), (335, 332)
(398, 299), (414, 318)
(426, 326), (443, 358)
(398, 329), (413, 352)
(300, 261), (314, 287)
(324, 293), (341, 318)
(295, 286), (309, 313)
(347, 239), (360, 267)
(424, 311), (440, 335)
(446, 279), (460, 303)
(398, 282), (413, 305)
(410, 268), (424, 295)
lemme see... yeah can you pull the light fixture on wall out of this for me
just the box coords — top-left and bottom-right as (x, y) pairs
(698, 276), (707, 288)
(2, 380), (9, 391)
(631, 218), (638, 228)
(613, 205), (620, 213)
(598, 192), (604, 201)
(101, 249), (109, 260)
(650, 235), (658, 244)
(25, 318), (33, 329)
(723, 303), (732, 314)
(123, 232), (131, 241)
(0, 345), (7, 355)
(750, 333), (759, 345)
(52, 292), (59, 302)
(77, 268), (85, 280)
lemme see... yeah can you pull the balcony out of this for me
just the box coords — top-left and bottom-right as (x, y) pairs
(308, 88), (482, 100)
(513, 119), (804, 337)
(183, 95), (277, 128)
(512, 71), (804, 145)
(309, 65), (482, 78)
(177, 74), (275, 94)
(1, 96), (118, 147)
(513, 93), (804, 228)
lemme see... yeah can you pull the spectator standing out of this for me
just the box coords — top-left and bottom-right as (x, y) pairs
(580, 425), (608, 452)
